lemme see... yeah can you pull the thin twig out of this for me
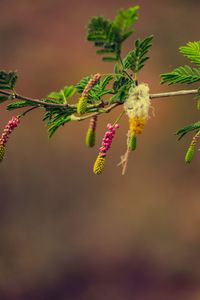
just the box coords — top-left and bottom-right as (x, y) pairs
(150, 89), (198, 99)
(18, 106), (38, 118)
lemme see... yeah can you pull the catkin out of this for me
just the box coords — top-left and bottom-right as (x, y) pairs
(185, 145), (195, 163)
(85, 128), (95, 147)
(77, 97), (87, 115)
(128, 132), (137, 151)
(93, 155), (106, 175)
(0, 145), (5, 162)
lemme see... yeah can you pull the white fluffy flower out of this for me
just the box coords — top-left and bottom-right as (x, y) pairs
(124, 83), (150, 119)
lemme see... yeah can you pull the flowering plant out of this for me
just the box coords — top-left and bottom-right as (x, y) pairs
(0, 4), (200, 174)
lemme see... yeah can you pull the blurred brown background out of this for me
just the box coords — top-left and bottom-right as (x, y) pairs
(0, 0), (200, 299)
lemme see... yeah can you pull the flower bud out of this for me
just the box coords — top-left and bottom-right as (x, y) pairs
(185, 145), (195, 163)
(129, 132), (137, 151)
(85, 128), (95, 147)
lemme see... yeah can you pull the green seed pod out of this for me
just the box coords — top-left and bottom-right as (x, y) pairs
(185, 145), (195, 163)
(129, 133), (137, 151)
(197, 99), (200, 110)
(93, 155), (106, 175)
(77, 97), (87, 115)
(0, 145), (5, 162)
(85, 128), (95, 148)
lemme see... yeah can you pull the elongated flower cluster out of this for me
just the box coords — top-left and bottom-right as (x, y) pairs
(93, 123), (119, 174)
(0, 116), (20, 162)
(185, 130), (200, 163)
(82, 73), (101, 98)
(77, 73), (101, 115)
(85, 116), (97, 147)
(124, 83), (151, 152)
(127, 129), (137, 151)
(0, 145), (5, 162)
(124, 83), (150, 119)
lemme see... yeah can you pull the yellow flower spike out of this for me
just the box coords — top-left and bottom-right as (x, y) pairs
(85, 128), (95, 148)
(129, 132), (137, 151)
(0, 145), (5, 162)
(129, 117), (147, 135)
(185, 145), (195, 163)
(77, 97), (87, 115)
(93, 155), (106, 175)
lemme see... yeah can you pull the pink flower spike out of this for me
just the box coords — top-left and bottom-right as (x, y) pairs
(96, 122), (120, 159)
(107, 123), (112, 128)
(0, 116), (20, 148)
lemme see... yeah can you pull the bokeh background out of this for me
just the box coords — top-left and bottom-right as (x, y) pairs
(0, 0), (200, 299)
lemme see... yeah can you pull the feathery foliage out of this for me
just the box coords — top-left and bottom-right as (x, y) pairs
(179, 41), (200, 66)
(110, 76), (133, 103)
(47, 86), (76, 104)
(1, 3), (200, 171)
(0, 70), (17, 91)
(6, 101), (36, 111)
(76, 75), (113, 102)
(87, 6), (139, 61)
(176, 121), (200, 140)
(44, 109), (76, 138)
(161, 65), (200, 85)
(113, 6), (139, 38)
(123, 35), (153, 74)
(161, 41), (200, 160)
(161, 41), (200, 85)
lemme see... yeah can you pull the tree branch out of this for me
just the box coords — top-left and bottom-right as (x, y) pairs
(73, 103), (119, 121)
(0, 90), (71, 108)
(74, 88), (199, 121)
(0, 88), (198, 122)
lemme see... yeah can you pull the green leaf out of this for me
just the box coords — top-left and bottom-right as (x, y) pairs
(102, 57), (118, 62)
(0, 95), (9, 103)
(180, 41), (200, 66)
(110, 78), (133, 103)
(100, 75), (113, 90)
(47, 85), (76, 104)
(113, 75), (130, 91)
(161, 65), (200, 85)
(62, 85), (76, 99)
(48, 114), (72, 137)
(176, 121), (200, 140)
(6, 101), (35, 111)
(87, 6), (139, 61)
(76, 75), (113, 102)
(123, 35), (153, 73)
(114, 63), (121, 74)
(87, 16), (122, 61)
(0, 70), (17, 90)
(47, 91), (63, 101)
(113, 6), (139, 38)
(44, 107), (76, 138)
(76, 76), (91, 94)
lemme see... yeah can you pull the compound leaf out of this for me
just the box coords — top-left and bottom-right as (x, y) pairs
(161, 65), (200, 85)
(123, 35), (153, 73)
(180, 41), (200, 66)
